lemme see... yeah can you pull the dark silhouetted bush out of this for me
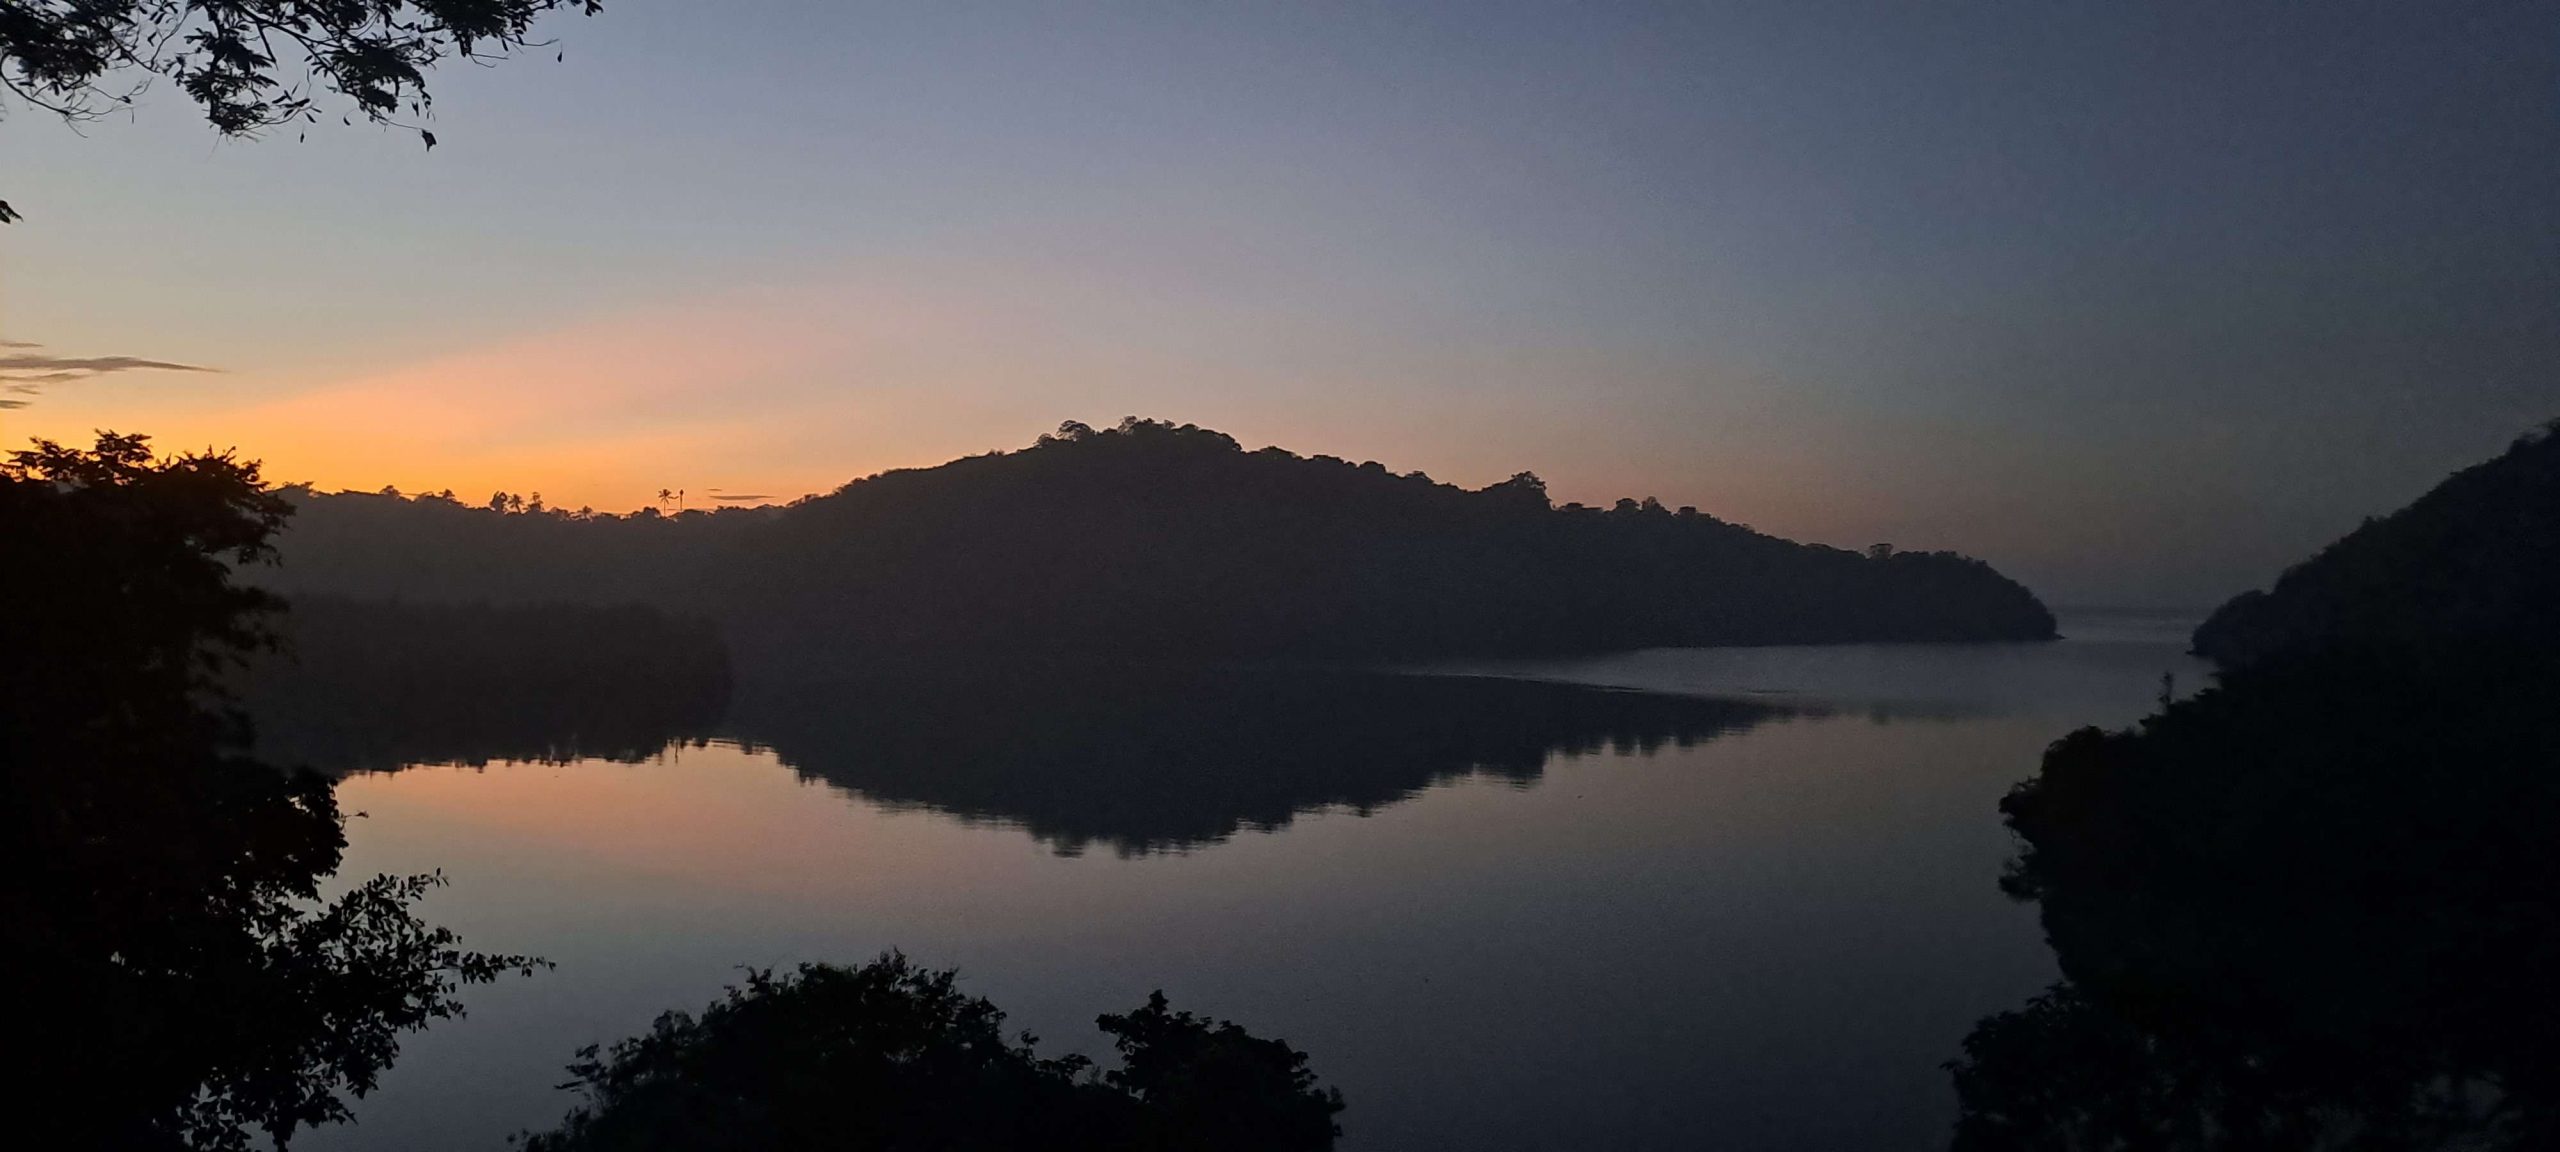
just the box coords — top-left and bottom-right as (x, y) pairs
(518, 953), (1343, 1152)
(1957, 422), (2560, 1149)
(1, 434), (541, 1150)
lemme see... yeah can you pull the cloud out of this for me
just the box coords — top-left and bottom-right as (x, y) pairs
(0, 346), (219, 407)
(1, 353), (217, 374)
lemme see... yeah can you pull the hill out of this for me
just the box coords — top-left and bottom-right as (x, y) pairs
(2192, 421), (2560, 666)
(262, 418), (2057, 661)
(256, 486), (769, 608)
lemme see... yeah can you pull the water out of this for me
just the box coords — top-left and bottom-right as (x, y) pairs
(309, 616), (2209, 1150)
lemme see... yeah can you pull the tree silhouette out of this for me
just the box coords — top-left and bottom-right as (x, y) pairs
(1096, 990), (1346, 1151)
(1, 432), (542, 1149)
(517, 953), (1343, 1152)
(1951, 649), (2560, 1149)
(0, 0), (601, 220)
(1951, 425), (2560, 1150)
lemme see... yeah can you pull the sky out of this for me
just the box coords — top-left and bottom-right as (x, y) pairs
(2, 0), (2553, 606)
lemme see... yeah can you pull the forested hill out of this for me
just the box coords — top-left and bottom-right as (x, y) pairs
(262, 418), (2057, 661)
(2192, 421), (2560, 667)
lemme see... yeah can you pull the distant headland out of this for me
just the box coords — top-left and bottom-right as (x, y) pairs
(257, 418), (2058, 663)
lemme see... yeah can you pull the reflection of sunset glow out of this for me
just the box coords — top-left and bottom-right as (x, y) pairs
(339, 742), (1035, 902)
(316, 684), (2090, 1150)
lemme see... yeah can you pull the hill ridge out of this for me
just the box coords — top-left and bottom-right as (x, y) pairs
(262, 417), (2058, 661)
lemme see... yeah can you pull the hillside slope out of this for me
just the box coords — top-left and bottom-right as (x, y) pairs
(714, 418), (2053, 659)
(1966, 421), (2560, 1146)
(2193, 421), (2560, 665)
(263, 418), (2057, 660)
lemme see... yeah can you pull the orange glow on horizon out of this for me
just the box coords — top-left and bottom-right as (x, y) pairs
(2, 277), (1915, 563)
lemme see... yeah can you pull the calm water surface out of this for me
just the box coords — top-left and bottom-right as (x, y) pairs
(310, 614), (2208, 1150)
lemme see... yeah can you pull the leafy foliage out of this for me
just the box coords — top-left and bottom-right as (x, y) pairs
(0, 0), (599, 218)
(1957, 649), (2560, 1149)
(518, 953), (1344, 1152)
(1955, 426), (2560, 1150)
(0, 0), (596, 130)
(1, 432), (543, 1149)
(1098, 990), (1347, 1152)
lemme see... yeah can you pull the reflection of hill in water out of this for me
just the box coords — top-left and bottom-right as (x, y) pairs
(236, 596), (734, 774)
(727, 666), (1791, 855)
(236, 605), (1793, 854)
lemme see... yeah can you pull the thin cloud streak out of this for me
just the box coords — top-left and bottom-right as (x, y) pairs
(0, 346), (221, 408)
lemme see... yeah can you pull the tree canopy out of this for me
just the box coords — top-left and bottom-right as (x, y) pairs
(0, 0), (600, 220)
(1955, 424), (2560, 1149)
(518, 953), (1345, 1152)
(1, 432), (543, 1148)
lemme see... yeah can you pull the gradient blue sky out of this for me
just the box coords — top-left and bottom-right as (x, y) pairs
(3, 0), (2554, 605)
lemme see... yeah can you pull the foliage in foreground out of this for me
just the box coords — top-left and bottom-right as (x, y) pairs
(1, 433), (542, 1150)
(1954, 418), (2560, 1149)
(1, 0), (601, 221)
(1953, 645), (2560, 1149)
(520, 953), (1345, 1152)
